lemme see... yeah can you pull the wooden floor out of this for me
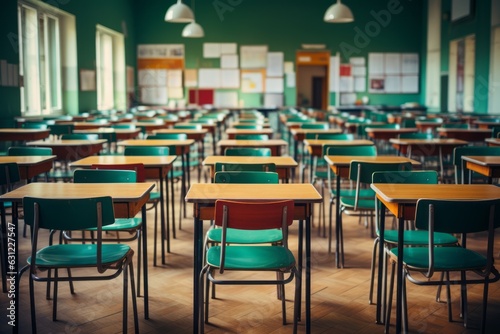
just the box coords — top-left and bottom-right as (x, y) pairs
(2, 125), (500, 333)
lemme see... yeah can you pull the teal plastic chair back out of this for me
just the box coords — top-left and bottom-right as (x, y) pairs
(61, 134), (99, 140)
(73, 169), (137, 183)
(453, 146), (500, 184)
(214, 171), (279, 184)
(23, 196), (115, 230)
(325, 145), (377, 156)
(112, 124), (137, 130)
(234, 134), (269, 140)
(147, 133), (188, 140)
(440, 123), (469, 129)
(233, 124), (263, 129)
(224, 147), (271, 156)
(399, 132), (433, 139)
(301, 123), (329, 130)
(349, 161), (412, 184)
(492, 126), (500, 138)
(49, 124), (74, 137)
(308, 133), (354, 140)
(22, 122), (48, 129)
(173, 124), (202, 130)
(215, 162), (276, 173)
(0, 162), (21, 188)
(372, 170), (438, 184)
(124, 146), (170, 156)
(8, 146), (53, 156)
(401, 118), (416, 128)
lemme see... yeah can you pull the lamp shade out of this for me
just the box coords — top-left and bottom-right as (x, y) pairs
(182, 21), (204, 38)
(324, 0), (354, 23)
(165, 0), (194, 23)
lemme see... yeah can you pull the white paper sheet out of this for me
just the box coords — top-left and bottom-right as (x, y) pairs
(264, 93), (284, 107)
(241, 71), (263, 93)
(402, 75), (419, 93)
(138, 69), (167, 86)
(240, 45), (268, 69)
(329, 56), (339, 92)
(284, 61), (294, 74)
(369, 53), (385, 75)
(220, 69), (240, 88)
(215, 91), (239, 107)
(141, 86), (168, 104)
(221, 54), (239, 69)
(198, 68), (221, 88)
(286, 72), (296, 88)
(339, 76), (354, 93)
(184, 69), (198, 87)
(265, 77), (284, 93)
(354, 77), (366, 92)
(385, 75), (402, 93)
(384, 54), (402, 74)
(267, 52), (284, 77)
(167, 69), (183, 87)
(402, 53), (419, 74)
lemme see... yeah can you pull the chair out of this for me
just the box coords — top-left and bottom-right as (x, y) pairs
(234, 134), (269, 140)
(214, 171), (279, 184)
(440, 123), (469, 129)
(19, 196), (138, 333)
(48, 124), (74, 138)
(300, 123), (329, 129)
(147, 133), (188, 140)
(224, 147), (271, 156)
(398, 132), (434, 139)
(22, 122), (48, 129)
(368, 171), (458, 310)
(214, 162), (276, 173)
(90, 163), (163, 266)
(324, 145), (378, 252)
(199, 199), (300, 332)
(452, 146), (500, 184)
(385, 198), (500, 333)
(232, 124), (263, 129)
(61, 133), (99, 140)
(337, 161), (412, 268)
(0, 162), (21, 293)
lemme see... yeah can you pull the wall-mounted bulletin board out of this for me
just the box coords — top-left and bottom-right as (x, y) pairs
(137, 44), (185, 104)
(368, 52), (419, 94)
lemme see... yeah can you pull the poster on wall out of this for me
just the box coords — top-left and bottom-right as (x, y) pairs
(241, 70), (264, 93)
(240, 45), (268, 69)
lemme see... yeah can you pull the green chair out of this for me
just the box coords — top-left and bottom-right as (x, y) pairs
(452, 146), (500, 184)
(300, 123), (329, 130)
(385, 198), (500, 333)
(173, 124), (202, 130)
(8, 146), (53, 182)
(48, 124), (74, 138)
(336, 161), (412, 268)
(214, 162), (276, 173)
(369, 171), (458, 309)
(224, 147), (271, 156)
(19, 196), (138, 334)
(61, 133), (99, 140)
(22, 122), (48, 129)
(112, 123), (137, 130)
(214, 171), (279, 184)
(147, 133), (188, 140)
(233, 124), (263, 129)
(0, 162), (21, 292)
(440, 123), (469, 129)
(234, 134), (269, 140)
(398, 132), (434, 139)
(199, 199), (300, 331)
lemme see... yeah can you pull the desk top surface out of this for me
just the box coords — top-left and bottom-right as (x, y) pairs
(389, 138), (468, 145)
(304, 139), (373, 146)
(0, 155), (56, 165)
(324, 155), (420, 167)
(462, 155), (500, 166)
(217, 139), (287, 146)
(203, 155), (297, 167)
(26, 139), (107, 146)
(70, 155), (177, 167)
(117, 139), (195, 146)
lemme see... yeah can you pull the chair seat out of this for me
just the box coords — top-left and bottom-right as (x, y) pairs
(149, 191), (160, 201)
(390, 246), (487, 270)
(383, 230), (458, 245)
(28, 244), (131, 267)
(332, 188), (374, 198)
(87, 218), (142, 231)
(340, 197), (375, 210)
(207, 228), (282, 244)
(207, 245), (295, 270)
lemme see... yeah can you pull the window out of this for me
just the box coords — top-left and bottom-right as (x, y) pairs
(489, 26), (500, 113)
(425, 0), (441, 109)
(96, 25), (126, 111)
(448, 35), (475, 112)
(18, 2), (62, 116)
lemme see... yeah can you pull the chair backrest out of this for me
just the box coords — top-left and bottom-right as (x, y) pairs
(22, 122), (48, 129)
(91, 163), (146, 182)
(308, 133), (354, 140)
(233, 124), (263, 129)
(234, 134), (269, 140)
(123, 146), (170, 156)
(399, 132), (433, 139)
(23, 196), (115, 231)
(73, 169), (137, 183)
(147, 133), (188, 140)
(49, 124), (74, 136)
(214, 162), (276, 173)
(453, 146), (500, 184)
(214, 171), (279, 184)
(492, 126), (500, 138)
(112, 124), (137, 130)
(173, 124), (202, 130)
(325, 145), (377, 156)
(372, 170), (438, 184)
(440, 123), (469, 129)
(224, 147), (272, 157)
(415, 199), (500, 234)
(301, 123), (329, 130)
(0, 162), (21, 189)
(8, 146), (53, 156)
(401, 118), (416, 128)
(61, 133), (99, 140)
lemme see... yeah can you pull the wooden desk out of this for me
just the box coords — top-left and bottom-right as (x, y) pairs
(0, 128), (50, 142)
(486, 138), (500, 146)
(389, 138), (468, 179)
(474, 120), (500, 129)
(415, 120), (443, 133)
(176, 122), (217, 154)
(436, 128), (492, 142)
(364, 127), (418, 141)
(73, 127), (141, 140)
(324, 155), (420, 267)
(217, 139), (287, 156)
(303, 139), (373, 183)
(0, 156), (56, 181)
(26, 139), (107, 162)
(203, 155), (298, 182)
(225, 128), (274, 139)
(70, 155), (177, 263)
(0, 182), (155, 321)
(370, 183), (500, 333)
(462, 155), (500, 183)
(185, 183), (323, 334)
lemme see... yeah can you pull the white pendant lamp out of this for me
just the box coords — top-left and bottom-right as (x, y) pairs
(182, 21), (204, 38)
(324, 0), (354, 23)
(165, 0), (194, 23)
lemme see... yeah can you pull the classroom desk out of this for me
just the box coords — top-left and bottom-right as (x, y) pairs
(65, 121), (112, 130)
(0, 155), (56, 181)
(0, 182), (155, 327)
(389, 138), (468, 179)
(185, 183), (323, 334)
(73, 127), (141, 140)
(202, 155), (298, 182)
(436, 127), (492, 142)
(175, 122), (217, 155)
(323, 155), (420, 268)
(474, 120), (500, 129)
(462, 155), (500, 184)
(415, 120), (443, 133)
(225, 128), (274, 139)
(364, 127), (418, 141)
(486, 138), (500, 146)
(26, 139), (107, 162)
(370, 183), (500, 333)
(303, 139), (374, 183)
(0, 128), (50, 142)
(70, 155), (177, 263)
(230, 122), (272, 128)
(217, 139), (287, 156)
